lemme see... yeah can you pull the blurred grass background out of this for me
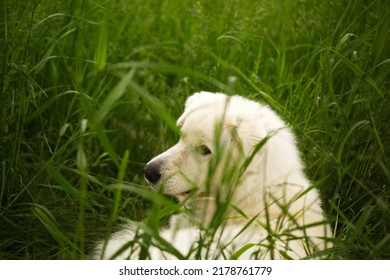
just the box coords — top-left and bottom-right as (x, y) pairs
(0, 0), (389, 259)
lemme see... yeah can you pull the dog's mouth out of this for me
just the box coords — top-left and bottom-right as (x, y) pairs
(175, 189), (192, 198)
(149, 181), (203, 200)
(175, 189), (208, 200)
(177, 190), (207, 201)
(149, 182), (194, 198)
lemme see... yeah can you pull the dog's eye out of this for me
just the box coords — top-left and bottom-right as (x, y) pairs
(198, 145), (212, 156)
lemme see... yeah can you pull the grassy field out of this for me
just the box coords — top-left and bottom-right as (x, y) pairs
(1, 0), (389, 259)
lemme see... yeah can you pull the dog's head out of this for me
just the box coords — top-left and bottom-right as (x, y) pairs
(143, 92), (293, 207)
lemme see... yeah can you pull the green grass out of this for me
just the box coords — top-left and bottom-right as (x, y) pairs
(0, 0), (389, 259)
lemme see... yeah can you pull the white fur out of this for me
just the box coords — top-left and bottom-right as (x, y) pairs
(94, 92), (332, 259)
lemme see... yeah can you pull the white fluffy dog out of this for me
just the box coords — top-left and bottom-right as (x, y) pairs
(94, 92), (332, 259)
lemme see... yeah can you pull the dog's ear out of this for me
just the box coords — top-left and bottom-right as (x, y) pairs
(177, 92), (217, 126)
(227, 116), (269, 156)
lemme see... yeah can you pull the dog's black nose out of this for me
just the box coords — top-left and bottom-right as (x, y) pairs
(144, 161), (161, 184)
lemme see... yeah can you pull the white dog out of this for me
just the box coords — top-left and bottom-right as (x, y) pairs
(94, 92), (332, 259)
